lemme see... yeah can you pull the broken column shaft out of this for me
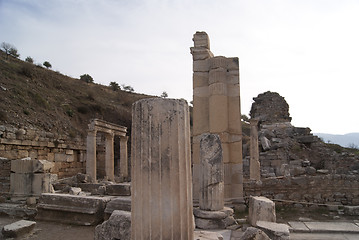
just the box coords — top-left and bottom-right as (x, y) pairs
(131, 98), (194, 240)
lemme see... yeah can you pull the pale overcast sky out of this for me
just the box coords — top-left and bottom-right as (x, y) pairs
(1, 0), (359, 134)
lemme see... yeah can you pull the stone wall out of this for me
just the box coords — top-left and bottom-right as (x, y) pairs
(250, 91), (291, 124)
(244, 174), (359, 205)
(0, 124), (87, 194)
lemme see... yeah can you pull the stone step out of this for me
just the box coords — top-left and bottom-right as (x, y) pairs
(36, 193), (114, 225)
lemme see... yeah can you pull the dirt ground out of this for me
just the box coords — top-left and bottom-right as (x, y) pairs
(0, 215), (95, 240)
(1, 204), (358, 240)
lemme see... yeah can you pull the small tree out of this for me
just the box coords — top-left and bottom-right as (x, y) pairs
(9, 47), (20, 58)
(121, 84), (134, 92)
(160, 91), (168, 98)
(109, 81), (120, 91)
(1, 42), (19, 59)
(80, 74), (94, 83)
(25, 56), (34, 63)
(43, 61), (52, 69)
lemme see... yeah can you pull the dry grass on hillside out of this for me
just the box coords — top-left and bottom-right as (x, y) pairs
(0, 51), (152, 137)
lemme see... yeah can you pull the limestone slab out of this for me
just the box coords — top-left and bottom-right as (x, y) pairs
(105, 183), (131, 196)
(256, 221), (290, 240)
(104, 196), (131, 219)
(288, 221), (309, 233)
(304, 221), (359, 233)
(36, 193), (112, 225)
(2, 220), (36, 238)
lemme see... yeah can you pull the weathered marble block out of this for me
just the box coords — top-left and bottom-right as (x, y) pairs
(36, 193), (112, 225)
(248, 196), (276, 226)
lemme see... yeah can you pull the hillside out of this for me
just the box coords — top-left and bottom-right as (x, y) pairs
(314, 132), (359, 148)
(0, 50), (152, 137)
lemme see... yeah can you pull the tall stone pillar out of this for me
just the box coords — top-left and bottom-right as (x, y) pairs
(199, 133), (224, 211)
(131, 98), (194, 240)
(105, 132), (115, 181)
(250, 119), (261, 181)
(119, 136), (129, 181)
(191, 31), (243, 205)
(86, 130), (97, 182)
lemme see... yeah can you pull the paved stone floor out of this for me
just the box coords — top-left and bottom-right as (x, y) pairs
(2, 214), (359, 240)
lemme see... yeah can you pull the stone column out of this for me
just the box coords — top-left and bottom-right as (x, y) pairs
(131, 98), (193, 240)
(191, 32), (243, 205)
(250, 119), (261, 181)
(86, 130), (97, 182)
(191, 32), (212, 201)
(105, 132), (115, 181)
(119, 136), (129, 181)
(199, 133), (224, 211)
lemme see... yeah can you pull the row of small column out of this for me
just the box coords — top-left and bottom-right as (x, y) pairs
(86, 130), (128, 182)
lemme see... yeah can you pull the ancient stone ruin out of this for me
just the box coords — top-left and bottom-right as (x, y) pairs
(1, 31), (359, 240)
(243, 91), (359, 206)
(86, 119), (128, 182)
(191, 31), (243, 206)
(194, 133), (236, 229)
(131, 98), (194, 239)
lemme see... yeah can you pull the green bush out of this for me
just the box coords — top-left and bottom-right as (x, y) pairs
(80, 74), (94, 83)
(25, 56), (34, 63)
(43, 61), (52, 69)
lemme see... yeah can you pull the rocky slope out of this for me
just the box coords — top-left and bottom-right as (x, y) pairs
(0, 50), (151, 138)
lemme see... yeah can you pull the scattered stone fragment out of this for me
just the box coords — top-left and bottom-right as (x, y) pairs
(248, 196), (276, 226)
(239, 227), (271, 240)
(2, 220), (36, 238)
(94, 210), (131, 240)
(193, 230), (224, 240)
(256, 221), (290, 240)
(69, 187), (82, 195)
(344, 206), (359, 216)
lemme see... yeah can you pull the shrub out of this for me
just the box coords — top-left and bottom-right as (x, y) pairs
(80, 74), (94, 83)
(21, 63), (34, 78)
(121, 84), (134, 92)
(109, 81), (120, 91)
(25, 56), (34, 63)
(43, 61), (52, 69)
(160, 91), (168, 98)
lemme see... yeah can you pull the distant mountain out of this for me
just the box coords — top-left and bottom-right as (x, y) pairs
(314, 132), (359, 148)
